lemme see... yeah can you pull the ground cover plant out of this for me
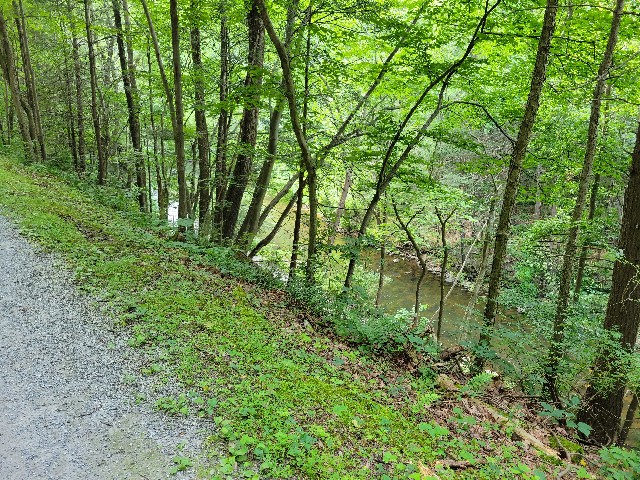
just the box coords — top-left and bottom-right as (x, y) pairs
(2, 149), (636, 479)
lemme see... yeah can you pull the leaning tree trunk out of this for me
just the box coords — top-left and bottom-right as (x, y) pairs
(13, 0), (45, 162)
(238, 1), (298, 247)
(329, 169), (352, 245)
(577, 117), (640, 446)
(342, 1), (501, 289)
(83, 0), (106, 184)
(543, 0), (624, 403)
(221, 1), (265, 240)
(0, 9), (35, 162)
(477, 0), (559, 370)
(113, 0), (147, 212)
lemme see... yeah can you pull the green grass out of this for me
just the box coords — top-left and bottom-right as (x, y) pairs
(0, 153), (593, 479)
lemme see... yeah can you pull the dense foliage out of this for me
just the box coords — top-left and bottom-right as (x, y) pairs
(1, 0), (640, 476)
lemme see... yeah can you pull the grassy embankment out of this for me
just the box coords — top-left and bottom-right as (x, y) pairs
(0, 153), (619, 479)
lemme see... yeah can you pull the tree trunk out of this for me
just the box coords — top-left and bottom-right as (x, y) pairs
(190, 1), (211, 234)
(466, 196), (498, 319)
(342, 2), (500, 289)
(250, 187), (301, 259)
(221, 1), (265, 239)
(238, 1), (298, 246)
(258, 173), (299, 231)
(113, 0), (147, 212)
(436, 208), (454, 343)
(83, 0), (106, 184)
(0, 9), (35, 162)
(288, 171), (304, 281)
(62, 43), (78, 170)
(13, 0), (45, 162)
(393, 202), (427, 328)
(170, 0), (187, 227)
(477, 0), (559, 369)
(71, 9), (86, 175)
(573, 173), (600, 298)
(543, 0), (624, 403)
(329, 169), (352, 245)
(141, 0), (185, 226)
(211, 3), (230, 242)
(237, 101), (283, 246)
(577, 117), (640, 446)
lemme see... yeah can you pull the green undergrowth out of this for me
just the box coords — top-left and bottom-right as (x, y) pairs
(0, 153), (613, 479)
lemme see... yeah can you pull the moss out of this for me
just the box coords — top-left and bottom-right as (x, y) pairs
(549, 435), (584, 463)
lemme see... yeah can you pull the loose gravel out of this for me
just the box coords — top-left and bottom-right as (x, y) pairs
(0, 215), (209, 479)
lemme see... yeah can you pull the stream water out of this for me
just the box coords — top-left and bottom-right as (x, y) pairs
(166, 197), (639, 447)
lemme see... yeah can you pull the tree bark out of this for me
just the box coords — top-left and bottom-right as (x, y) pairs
(83, 0), (106, 184)
(170, 0), (187, 227)
(477, 0), (559, 369)
(13, 0), (45, 162)
(238, 1), (298, 247)
(329, 170), (352, 245)
(190, 0), (210, 233)
(211, 3), (230, 241)
(543, 0), (624, 403)
(221, 1), (265, 240)
(113, 0), (147, 212)
(393, 202), (427, 327)
(435, 207), (455, 343)
(577, 117), (640, 446)
(573, 173), (600, 298)
(71, 6), (86, 175)
(0, 9), (35, 162)
(140, 0), (186, 226)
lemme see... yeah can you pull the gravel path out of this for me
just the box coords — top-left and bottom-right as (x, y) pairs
(0, 216), (208, 479)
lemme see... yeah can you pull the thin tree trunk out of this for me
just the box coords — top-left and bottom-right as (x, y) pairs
(13, 0), (45, 162)
(237, 101), (284, 246)
(392, 202), (427, 327)
(238, 1), (298, 246)
(211, 4), (230, 241)
(329, 169), (352, 245)
(577, 116), (640, 446)
(465, 196), (498, 319)
(71, 8), (85, 174)
(221, 1), (265, 239)
(477, 0), (559, 370)
(0, 10), (34, 162)
(140, 0), (185, 226)
(573, 173), (600, 298)
(114, 0), (147, 212)
(375, 229), (386, 309)
(288, 171), (304, 281)
(146, 41), (167, 221)
(62, 43), (78, 170)
(250, 187), (301, 258)
(258, 173), (299, 230)
(83, 0), (106, 184)
(534, 164), (542, 218)
(435, 207), (455, 342)
(544, 0), (624, 403)
(170, 0), (187, 226)
(342, 2), (501, 289)
(190, 0), (210, 234)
